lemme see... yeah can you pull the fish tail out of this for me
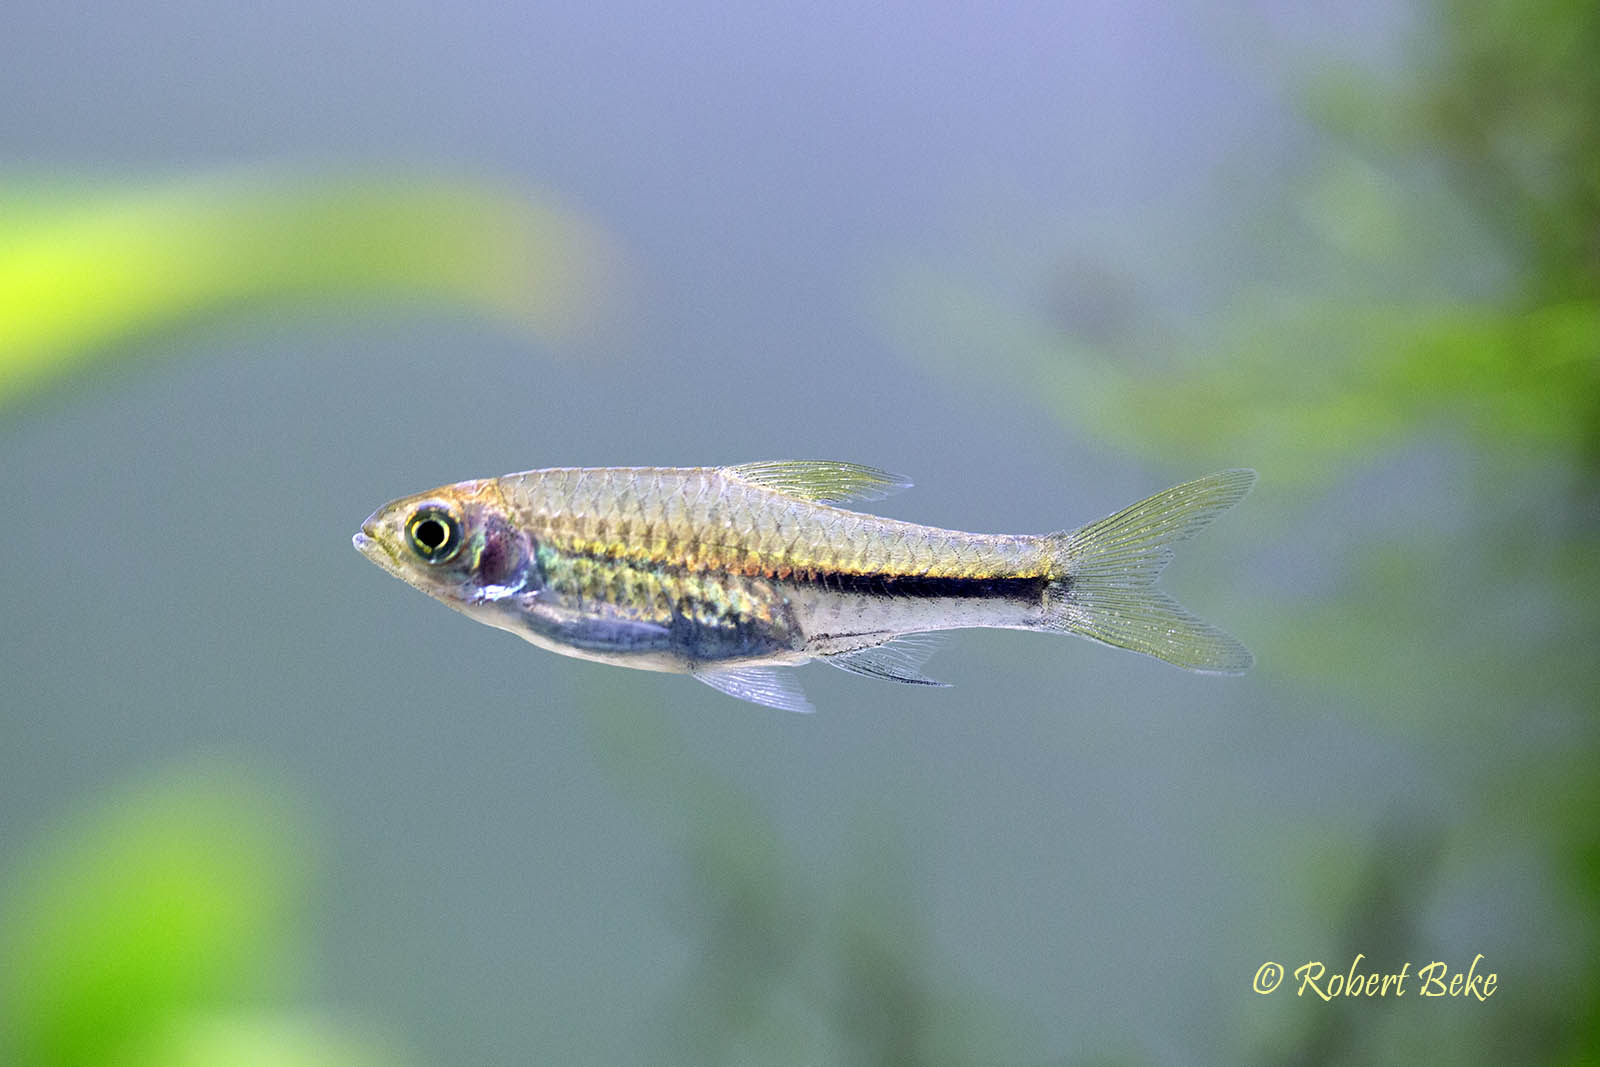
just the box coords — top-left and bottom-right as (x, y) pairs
(1039, 470), (1256, 673)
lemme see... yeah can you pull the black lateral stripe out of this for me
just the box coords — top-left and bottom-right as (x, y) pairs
(817, 571), (1049, 601)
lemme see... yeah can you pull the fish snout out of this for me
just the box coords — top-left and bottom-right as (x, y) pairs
(352, 509), (388, 560)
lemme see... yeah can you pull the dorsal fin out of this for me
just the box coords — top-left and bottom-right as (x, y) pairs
(726, 460), (912, 505)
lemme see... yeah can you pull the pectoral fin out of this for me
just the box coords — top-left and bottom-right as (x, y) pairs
(693, 665), (815, 713)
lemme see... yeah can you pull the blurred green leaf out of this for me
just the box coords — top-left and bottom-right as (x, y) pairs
(0, 172), (617, 409)
(121, 1013), (402, 1067)
(0, 763), (311, 1067)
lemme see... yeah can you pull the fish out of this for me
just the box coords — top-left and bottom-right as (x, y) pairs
(353, 461), (1255, 712)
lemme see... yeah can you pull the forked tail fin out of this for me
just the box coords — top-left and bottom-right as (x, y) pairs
(1040, 470), (1256, 673)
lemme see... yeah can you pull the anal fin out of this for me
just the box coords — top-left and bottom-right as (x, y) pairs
(824, 635), (950, 687)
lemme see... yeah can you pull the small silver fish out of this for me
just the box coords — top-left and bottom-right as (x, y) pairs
(353, 462), (1254, 712)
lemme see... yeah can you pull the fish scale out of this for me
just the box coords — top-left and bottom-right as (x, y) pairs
(501, 466), (1036, 582)
(355, 461), (1256, 712)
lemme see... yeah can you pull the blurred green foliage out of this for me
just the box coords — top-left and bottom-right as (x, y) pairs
(0, 763), (400, 1067)
(885, 0), (1598, 1061)
(0, 172), (615, 409)
(0, 168), (613, 1065)
(4, 0), (1595, 1061)
(585, 695), (1030, 1066)
(887, 1), (1599, 487)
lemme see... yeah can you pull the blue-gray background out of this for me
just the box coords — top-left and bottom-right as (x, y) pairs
(5, 1), (1594, 1064)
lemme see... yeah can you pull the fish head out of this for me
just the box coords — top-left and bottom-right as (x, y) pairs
(353, 479), (534, 607)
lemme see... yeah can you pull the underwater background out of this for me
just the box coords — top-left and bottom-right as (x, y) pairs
(3, 1), (1596, 1063)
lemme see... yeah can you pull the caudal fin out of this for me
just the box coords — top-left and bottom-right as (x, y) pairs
(1040, 470), (1256, 673)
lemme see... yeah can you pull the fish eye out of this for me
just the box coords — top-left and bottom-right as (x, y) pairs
(406, 506), (462, 563)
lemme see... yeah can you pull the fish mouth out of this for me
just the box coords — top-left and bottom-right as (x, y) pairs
(352, 514), (380, 557)
(352, 513), (400, 573)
